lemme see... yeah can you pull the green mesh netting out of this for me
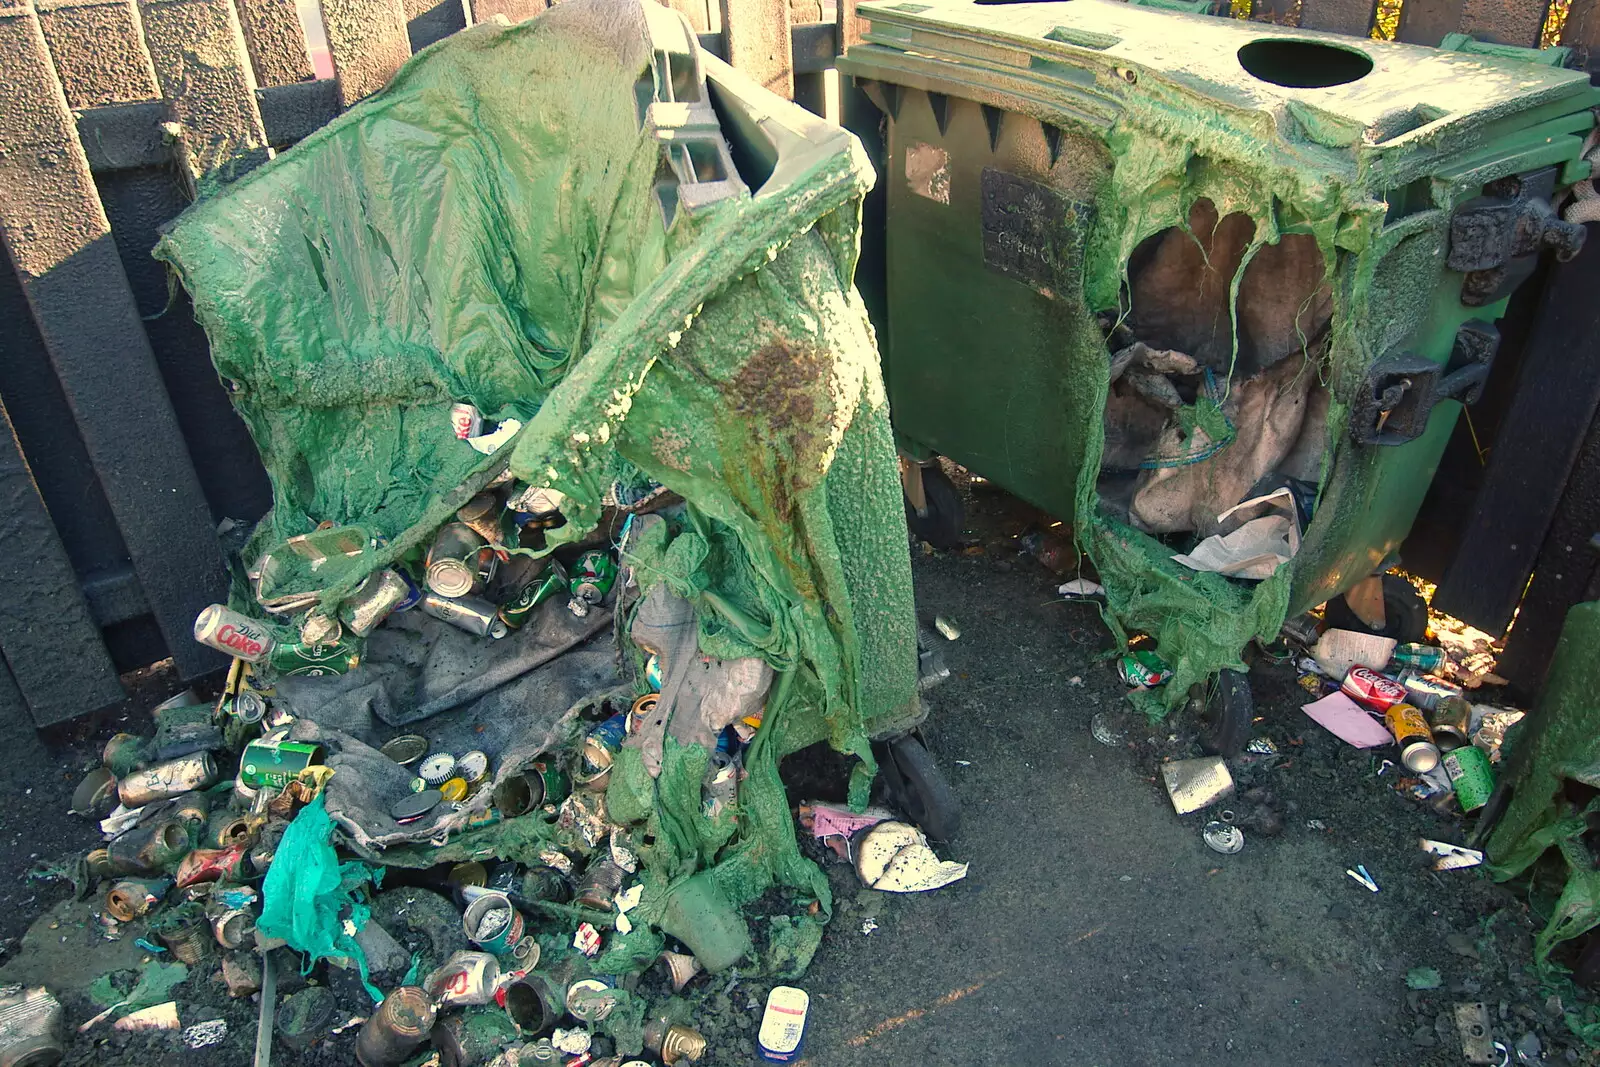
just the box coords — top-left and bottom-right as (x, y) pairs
(156, 0), (917, 981)
(1487, 602), (1600, 963)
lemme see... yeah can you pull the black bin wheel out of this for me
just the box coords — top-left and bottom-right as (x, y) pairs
(878, 734), (961, 842)
(1323, 573), (1429, 644)
(905, 466), (965, 550)
(1192, 668), (1252, 758)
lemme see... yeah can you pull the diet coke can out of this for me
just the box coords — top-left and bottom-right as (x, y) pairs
(450, 403), (482, 440)
(194, 605), (276, 663)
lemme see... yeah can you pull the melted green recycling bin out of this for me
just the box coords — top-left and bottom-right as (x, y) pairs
(158, 0), (918, 975)
(840, 2), (1597, 719)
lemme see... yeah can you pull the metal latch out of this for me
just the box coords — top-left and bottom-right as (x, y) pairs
(1448, 167), (1586, 307)
(1350, 321), (1500, 446)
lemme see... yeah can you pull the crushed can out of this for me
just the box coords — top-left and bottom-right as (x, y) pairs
(175, 844), (251, 888)
(342, 569), (419, 636)
(1397, 669), (1463, 711)
(239, 739), (323, 790)
(107, 816), (190, 876)
(269, 637), (361, 677)
(567, 551), (618, 615)
(424, 950), (502, 1008)
(1118, 649), (1171, 687)
(1443, 745), (1494, 812)
(105, 877), (170, 922)
(757, 985), (809, 1062)
(497, 563), (569, 632)
(193, 605), (276, 662)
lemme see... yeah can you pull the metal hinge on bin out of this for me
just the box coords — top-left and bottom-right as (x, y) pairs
(1350, 321), (1500, 446)
(1448, 166), (1586, 307)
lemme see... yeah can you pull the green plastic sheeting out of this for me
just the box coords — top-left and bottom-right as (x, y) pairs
(157, 0), (917, 979)
(259, 795), (385, 995)
(1487, 602), (1600, 963)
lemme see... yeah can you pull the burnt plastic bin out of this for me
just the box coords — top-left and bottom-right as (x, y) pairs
(840, 0), (1597, 749)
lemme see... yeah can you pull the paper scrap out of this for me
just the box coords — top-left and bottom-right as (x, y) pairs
(801, 801), (894, 842)
(1302, 692), (1392, 748)
(1172, 488), (1300, 580)
(1058, 578), (1105, 598)
(466, 418), (521, 454)
(1311, 628), (1397, 678)
(115, 1002), (179, 1032)
(853, 822), (968, 892)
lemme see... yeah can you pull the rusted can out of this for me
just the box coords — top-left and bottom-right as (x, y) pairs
(299, 612), (343, 648)
(72, 768), (120, 818)
(450, 403), (482, 440)
(573, 856), (627, 912)
(205, 810), (256, 850)
(456, 493), (505, 543)
(420, 592), (508, 639)
(102, 733), (152, 778)
(426, 523), (498, 599)
(492, 761), (570, 817)
(565, 979), (619, 1024)
(355, 987), (437, 1067)
(175, 844), (251, 888)
(432, 1007), (521, 1067)
(343, 569), (418, 636)
(0, 986), (63, 1067)
(193, 605), (276, 662)
(105, 877), (170, 921)
(158, 915), (212, 965)
(118, 753), (218, 807)
(107, 818), (190, 876)
(210, 907), (256, 950)
(166, 791), (212, 832)
(461, 892), (524, 955)
(499, 975), (561, 1036)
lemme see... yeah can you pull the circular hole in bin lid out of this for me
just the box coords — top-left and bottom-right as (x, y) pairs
(1237, 39), (1373, 88)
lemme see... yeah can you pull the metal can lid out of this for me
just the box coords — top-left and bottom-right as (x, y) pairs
(392, 789), (443, 823)
(419, 753), (457, 785)
(426, 559), (476, 599)
(1402, 740), (1441, 774)
(1202, 821), (1245, 855)
(439, 777), (469, 802)
(457, 751), (490, 783)
(380, 735), (429, 767)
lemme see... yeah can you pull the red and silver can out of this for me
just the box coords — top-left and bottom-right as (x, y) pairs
(194, 605), (276, 662)
(1340, 666), (1407, 712)
(450, 403), (483, 440)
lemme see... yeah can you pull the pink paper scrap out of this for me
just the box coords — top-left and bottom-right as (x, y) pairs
(1302, 691), (1393, 748)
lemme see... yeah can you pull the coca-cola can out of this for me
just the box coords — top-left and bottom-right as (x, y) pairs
(450, 403), (483, 440)
(194, 605), (276, 663)
(424, 949), (502, 1008)
(1340, 666), (1407, 712)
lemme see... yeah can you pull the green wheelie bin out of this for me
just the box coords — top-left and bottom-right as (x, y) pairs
(839, 0), (1597, 751)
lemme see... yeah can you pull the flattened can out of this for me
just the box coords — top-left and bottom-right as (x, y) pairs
(497, 564), (568, 631)
(269, 638), (361, 677)
(568, 551), (617, 607)
(239, 739), (323, 789)
(342, 569), (415, 636)
(420, 592), (508, 639)
(1398, 669), (1463, 711)
(194, 605), (275, 662)
(1443, 745), (1494, 812)
(1384, 703), (1440, 773)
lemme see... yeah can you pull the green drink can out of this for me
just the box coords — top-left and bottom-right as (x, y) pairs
(239, 738), (324, 789)
(1442, 745), (1494, 812)
(269, 638), (362, 677)
(568, 551), (618, 607)
(497, 562), (569, 631)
